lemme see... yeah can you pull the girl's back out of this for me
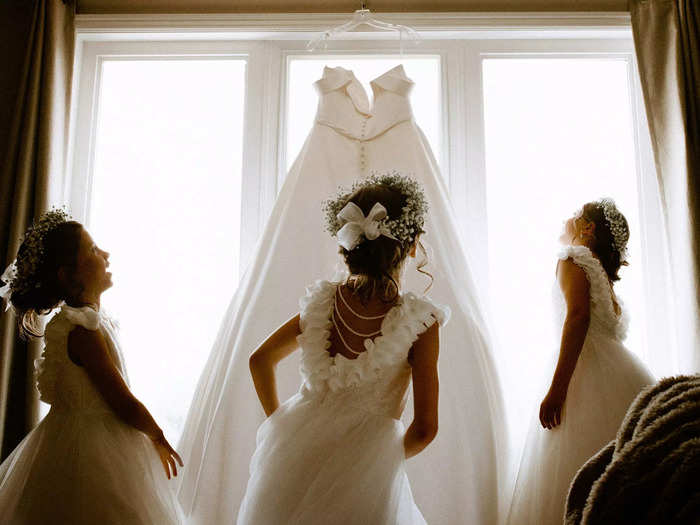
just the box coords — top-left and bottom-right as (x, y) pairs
(237, 280), (448, 525)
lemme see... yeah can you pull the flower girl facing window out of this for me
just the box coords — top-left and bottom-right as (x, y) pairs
(237, 173), (449, 525)
(0, 210), (184, 525)
(506, 199), (655, 525)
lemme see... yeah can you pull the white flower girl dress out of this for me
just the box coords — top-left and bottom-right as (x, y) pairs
(236, 280), (449, 525)
(0, 305), (184, 524)
(506, 245), (655, 525)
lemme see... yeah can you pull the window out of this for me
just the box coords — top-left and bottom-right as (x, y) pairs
(482, 57), (647, 445)
(68, 21), (668, 453)
(85, 57), (246, 440)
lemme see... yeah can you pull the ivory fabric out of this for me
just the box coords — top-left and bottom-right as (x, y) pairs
(176, 64), (507, 525)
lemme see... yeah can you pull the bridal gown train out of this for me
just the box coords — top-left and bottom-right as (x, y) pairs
(506, 245), (655, 525)
(176, 64), (507, 525)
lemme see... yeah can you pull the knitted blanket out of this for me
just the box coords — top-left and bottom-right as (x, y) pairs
(565, 375), (700, 525)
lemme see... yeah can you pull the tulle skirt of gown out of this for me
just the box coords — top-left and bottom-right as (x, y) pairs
(0, 407), (184, 525)
(506, 332), (655, 525)
(236, 393), (425, 525)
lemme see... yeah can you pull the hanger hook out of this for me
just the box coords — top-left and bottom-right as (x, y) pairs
(361, 1), (367, 10)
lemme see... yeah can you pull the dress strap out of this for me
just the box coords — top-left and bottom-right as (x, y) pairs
(557, 245), (625, 333)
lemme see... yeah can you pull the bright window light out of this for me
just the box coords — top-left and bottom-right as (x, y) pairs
(286, 56), (442, 173)
(482, 58), (647, 452)
(89, 59), (246, 442)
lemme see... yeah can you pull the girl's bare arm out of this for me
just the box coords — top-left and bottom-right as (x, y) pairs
(249, 314), (302, 417)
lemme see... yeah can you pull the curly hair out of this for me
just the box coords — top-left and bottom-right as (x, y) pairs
(9, 221), (83, 338)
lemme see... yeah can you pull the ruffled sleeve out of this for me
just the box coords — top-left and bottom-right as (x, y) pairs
(397, 293), (450, 339)
(557, 245), (612, 298)
(297, 280), (336, 392)
(36, 305), (102, 404)
(60, 305), (101, 331)
(557, 245), (627, 339)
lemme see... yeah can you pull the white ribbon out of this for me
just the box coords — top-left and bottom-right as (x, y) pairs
(336, 202), (397, 251)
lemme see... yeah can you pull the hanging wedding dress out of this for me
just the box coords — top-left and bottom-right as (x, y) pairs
(176, 64), (507, 525)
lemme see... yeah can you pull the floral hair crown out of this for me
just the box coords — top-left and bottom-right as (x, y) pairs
(322, 171), (428, 250)
(0, 208), (71, 308)
(598, 198), (629, 259)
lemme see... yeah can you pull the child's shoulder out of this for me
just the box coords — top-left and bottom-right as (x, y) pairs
(398, 292), (450, 332)
(298, 279), (338, 312)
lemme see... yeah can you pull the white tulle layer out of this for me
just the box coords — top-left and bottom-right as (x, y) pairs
(506, 332), (655, 525)
(0, 408), (184, 525)
(237, 392), (425, 525)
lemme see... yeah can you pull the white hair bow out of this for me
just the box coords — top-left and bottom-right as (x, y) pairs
(336, 202), (397, 251)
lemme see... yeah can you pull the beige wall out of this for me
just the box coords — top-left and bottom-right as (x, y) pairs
(77, 0), (629, 14)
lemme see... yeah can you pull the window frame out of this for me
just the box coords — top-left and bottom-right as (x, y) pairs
(68, 13), (669, 370)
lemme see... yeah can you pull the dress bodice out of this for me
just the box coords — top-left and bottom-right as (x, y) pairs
(297, 280), (449, 419)
(314, 65), (415, 142)
(554, 245), (629, 342)
(37, 305), (128, 412)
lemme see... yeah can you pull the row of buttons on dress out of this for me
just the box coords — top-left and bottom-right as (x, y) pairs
(359, 117), (368, 171)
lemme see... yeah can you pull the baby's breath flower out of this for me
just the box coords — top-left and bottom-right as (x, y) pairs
(1, 208), (71, 297)
(322, 171), (428, 247)
(598, 198), (629, 261)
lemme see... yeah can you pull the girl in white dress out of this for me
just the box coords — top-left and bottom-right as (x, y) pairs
(506, 199), (655, 525)
(237, 174), (449, 525)
(0, 210), (184, 524)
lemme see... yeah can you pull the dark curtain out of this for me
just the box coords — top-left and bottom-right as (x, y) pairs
(631, 0), (700, 372)
(0, 0), (75, 461)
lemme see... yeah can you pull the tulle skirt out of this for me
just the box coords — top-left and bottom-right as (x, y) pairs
(237, 392), (426, 525)
(0, 407), (184, 525)
(506, 333), (655, 525)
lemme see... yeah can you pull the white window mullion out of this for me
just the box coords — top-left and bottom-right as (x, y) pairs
(238, 42), (284, 272)
(461, 41), (491, 290)
(69, 42), (102, 224)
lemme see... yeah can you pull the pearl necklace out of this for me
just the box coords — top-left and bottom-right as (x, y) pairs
(337, 286), (389, 320)
(331, 286), (391, 355)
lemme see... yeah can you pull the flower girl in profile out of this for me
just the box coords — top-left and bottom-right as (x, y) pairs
(506, 199), (655, 525)
(237, 173), (449, 525)
(0, 210), (184, 524)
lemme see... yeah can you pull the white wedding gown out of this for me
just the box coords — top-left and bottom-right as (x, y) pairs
(0, 305), (184, 524)
(237, 281), (448, 524)
(176, 64), (507, 525)
(505, 245), (655, 525)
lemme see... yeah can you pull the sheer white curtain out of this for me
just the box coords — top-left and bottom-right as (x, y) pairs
(631, 0), (700, 374)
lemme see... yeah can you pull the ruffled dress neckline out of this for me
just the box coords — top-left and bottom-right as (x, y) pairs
(298, 280), (449, 393)
(557, 244), (628, 341)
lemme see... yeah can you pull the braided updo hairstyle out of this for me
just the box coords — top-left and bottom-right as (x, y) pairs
(8, 221), (83, 337)
(581, 202), (629, 282)
(341, 184), (430, 302)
